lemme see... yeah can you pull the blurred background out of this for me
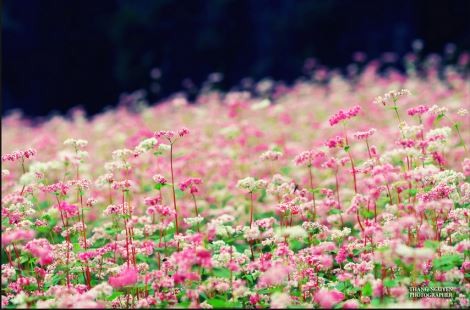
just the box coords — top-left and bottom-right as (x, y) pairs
(2, 0), (470, 117)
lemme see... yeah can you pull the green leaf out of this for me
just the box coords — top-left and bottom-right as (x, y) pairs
(280, 166), (292, 175)
(360, 209), (375, 219)
(433, 254), (463, 271)
(328, 209), (342, 215)
(289, 239), (304, 251)
(407, 188), (417, 197)
(106, 291), (124, 301)
(362, 282), (372, 297)
(424, 240), (440, 250)
(344, 145), (350, 152)
(212, 268), (231, 279)
(257, 189), (267, 203)
(436, 113), (445, 121)
(383, 278), (398, 288)
(175, 188), (185, 199)
(206, 298), (241, 308)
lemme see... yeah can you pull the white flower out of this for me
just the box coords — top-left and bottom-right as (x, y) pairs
(236, 177), (257, 192)
(158, 144), (171, 151)
(432, 170), (464, 185)
(183, 216), (204, 226)
(135, 137), (158, 154)
(425, 127), (452, 140)
(428, 104), (448, 115)
(64, 138), (88, 148)
(276, 226), (308, 239)
(112, 149), (133, 161)
(251, 99), (271, 110)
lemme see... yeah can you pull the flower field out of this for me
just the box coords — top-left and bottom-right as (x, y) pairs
(2, 56), (470, 308)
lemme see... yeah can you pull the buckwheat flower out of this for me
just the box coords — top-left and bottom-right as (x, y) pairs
(428, 104), (448, 115)
(25, 239), (54, 265)
(236, 177), (257, 192)
(425, 127), (452, 140)
(104, 204), (120, 215)
(401, 124), (423, 139)
(328, 105), (361, 126)
(179, 177), (203, 194)
(40, 181), (70, 195)
(276, 226), (308, 239)
(183, 216), (204, 226)
(155, 204), (176, 217)
(353, 128), (376, 140)
(255, 179), (268, 190)
(152, 174), (167, 185)
(178, 127), (190, 137)
(463, 158), (470, 177)
(419, 183), (455, 202)
(144, 196), (161, 206)
(243, 226), (261, 241)
(63, 138), (88, 149)
(325, 136), (346, 149)
(108, 267), (139, 288)
(294, 150), (326, 166)
(56, 201), (79, 218)
(270, 292), (290, 309)
(407, 105), (429, 116)
(2, 148), (37, 162)
(1, 229), (35, 244)
(2, 169), (9, 176)
(457, 108), (468, 116)
(134, 137), (158, 155)
(432, 169), (464, 185)
(374, 89), (411, 106)
(314, 288), (344, 308)
(86, 198), (97, 207)
(19, 172), (36, 186)
(260, 150), (283, 161)
(112, 148), (134, 161)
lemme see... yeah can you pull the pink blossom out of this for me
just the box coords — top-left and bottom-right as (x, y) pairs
(329, 105), (361, 126)
(108, 268), (139, 288)
(314, 288), (344, 308)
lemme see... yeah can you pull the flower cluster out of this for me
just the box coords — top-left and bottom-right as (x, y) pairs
(1, 52), (469, 309)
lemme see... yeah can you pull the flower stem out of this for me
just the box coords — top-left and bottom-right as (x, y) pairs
(170, 143), (179, 234)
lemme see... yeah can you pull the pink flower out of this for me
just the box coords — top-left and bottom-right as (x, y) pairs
(314, 288), (344, 308)
(2, 148), (37, 162)
(329, 105), (361, 126)
(1, 229), (35, 244)
(463, 158), (470, 177)
(325, 136), (345, 148)
(152, 174), (167, 185)
(353, 128), (376, 140)
(294, 150), (326, 167)
(108, 268), (139, 288)
(56, 201), (79, 218)
(179, 178), (203, 194)
(407, 105), (429, 116)
(343, 299), (360, 309)
(25, 239), (54, 265)
(144, 196), (162, 206)
(178, 127), (190, 137)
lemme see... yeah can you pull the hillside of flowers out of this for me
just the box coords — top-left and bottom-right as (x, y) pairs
(2, 54), (470, 308)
